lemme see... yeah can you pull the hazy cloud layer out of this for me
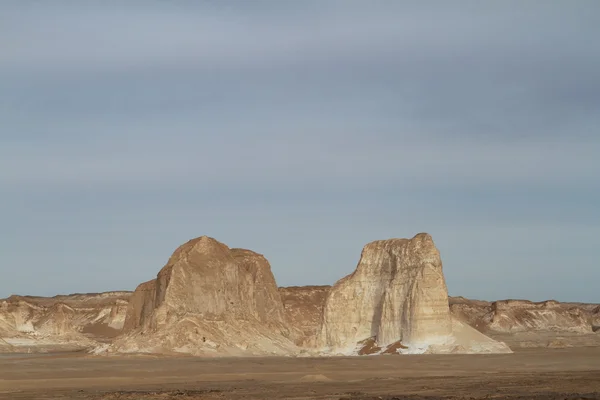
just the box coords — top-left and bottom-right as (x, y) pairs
(1, 1), (599, 301)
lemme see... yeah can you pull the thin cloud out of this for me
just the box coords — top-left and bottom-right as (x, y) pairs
(0, 128), (597, 187)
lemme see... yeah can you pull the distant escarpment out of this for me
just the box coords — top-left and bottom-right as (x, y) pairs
(0, 292), (130, 352)
(450, 297), (600, 348)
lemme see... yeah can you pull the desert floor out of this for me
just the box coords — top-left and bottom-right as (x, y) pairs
(1, 348), (599, 400)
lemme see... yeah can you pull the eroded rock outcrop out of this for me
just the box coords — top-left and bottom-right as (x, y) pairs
(450, 297), (600, 333)
(318, 233), (511, 354)
(450, 297), (600, 348)
(489, 300), (593, 334)
(108, 236), (298, 356)
(0, 292), (130, 352)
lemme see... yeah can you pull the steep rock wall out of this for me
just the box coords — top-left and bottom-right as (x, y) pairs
(319, 233), (452, 351)
(122, 280), (156, 332)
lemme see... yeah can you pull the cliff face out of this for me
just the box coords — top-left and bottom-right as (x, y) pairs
(319, 234), (452, 351)
(279, 285), (331, 347)
(109, 236), (298, 356)
(318, 233), (511, 354)
(122, 280), (156, 332)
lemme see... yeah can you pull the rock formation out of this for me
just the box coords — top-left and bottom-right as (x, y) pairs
(4, 232), (598, 356)
(279, 285), (331, 347)
(108, 236), (298, 356)
(318, 233), (511, 354)
(0, 292), (130, 352)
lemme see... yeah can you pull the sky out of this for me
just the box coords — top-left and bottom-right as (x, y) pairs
(1, 1), (599, 302)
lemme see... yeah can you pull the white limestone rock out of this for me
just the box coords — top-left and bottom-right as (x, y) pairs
(318, 233), (511, 354)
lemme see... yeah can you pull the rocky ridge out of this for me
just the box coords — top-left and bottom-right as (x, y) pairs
(450, 297), (600, 348)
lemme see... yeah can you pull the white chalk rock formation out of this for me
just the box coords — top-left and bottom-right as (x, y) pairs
(109, 236), (298, 356)
(318, 233), (511, 354)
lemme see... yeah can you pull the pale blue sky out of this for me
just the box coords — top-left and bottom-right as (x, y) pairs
(1, 1), (599, 302)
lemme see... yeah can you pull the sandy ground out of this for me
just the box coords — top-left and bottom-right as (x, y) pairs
(1, 348), (599, 399)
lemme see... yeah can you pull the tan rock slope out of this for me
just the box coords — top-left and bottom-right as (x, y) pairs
(0, 292), (130, 352)
(107, 236), (298, 356)
(318, 233), (511, 354)
(279, 285), (331, 347)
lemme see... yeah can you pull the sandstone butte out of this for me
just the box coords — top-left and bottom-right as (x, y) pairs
(108, 236), (299, 356)
(2, 233), (599, 355)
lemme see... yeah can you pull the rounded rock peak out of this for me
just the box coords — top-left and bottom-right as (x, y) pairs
(191, 235), (226, 247)
(185, 236), (232, 260)
(179, 235), (228, 252)
(165, 235), (230, 266)
(408, 232), (438, 253)
(410, 232), (433, 242)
